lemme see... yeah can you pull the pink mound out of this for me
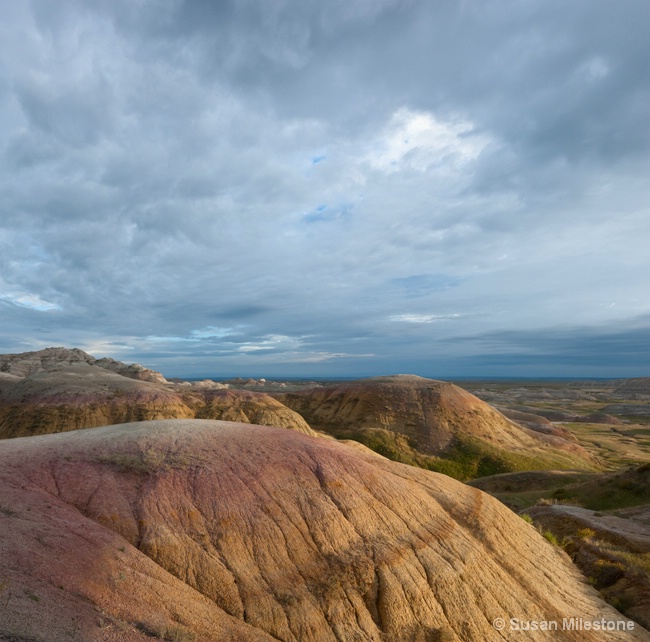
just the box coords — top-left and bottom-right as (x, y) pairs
(0, 419), (644, 641)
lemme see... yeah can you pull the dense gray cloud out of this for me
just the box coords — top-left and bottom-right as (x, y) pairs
(1, 0), (649, 377)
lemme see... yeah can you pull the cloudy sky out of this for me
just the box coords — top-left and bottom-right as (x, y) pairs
(1, 0), (649, 379)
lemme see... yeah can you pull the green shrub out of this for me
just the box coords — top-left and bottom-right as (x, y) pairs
(335, 428), (590, 482)
(164, 625), (196, 642)
(542, 530), (559, 546)
(592, 559), (625, 588)
(610, 595), (634, 614)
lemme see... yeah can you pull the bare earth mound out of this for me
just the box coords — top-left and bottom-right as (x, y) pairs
(0, 419), (644, 642)
(0, 347), (166, 383)
(614, 379), (650, 400)
(276, 375), (594, 476)
(185, 388), (316, 436)
(0, 364), (193, 439)
(0, 364), (313, 439)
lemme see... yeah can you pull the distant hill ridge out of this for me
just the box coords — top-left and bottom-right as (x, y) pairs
(614, 378), (650, 399)
(0, 348), (313, 439)
(275, 374), (596, 478)
(0, 346), (167, 383)
(0, 350), (596, 479)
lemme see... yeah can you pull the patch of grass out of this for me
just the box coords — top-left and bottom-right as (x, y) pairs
(333, 428), (591, 481)
(0, 504), (18, 517)
(142, 448), (166, 470)
(163, 625), (196, 642)
(561, 468), (649, 511)
(520, 513), (533, 524)
(97, 449), (192, 474)
(542, 530), (559, 546)
(591, 559), (626, 589)
(423, 438), (512, 480)
(563, 421), (650, 468)
(136, 620), (196, 642)
(472, 463), (650, 511)
(98, 453), (150, 473)
(610, 595), (635, 614)
(597, 545), (650, 580)
(619, 416), (650, 425)
(97, 616), (111, 630)
(552, 487), (569, 500)
(24, 588), (40, 602)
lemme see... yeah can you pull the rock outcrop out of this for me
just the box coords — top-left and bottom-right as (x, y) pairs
(276, 375), (594, 475)
(94, 357), (168, 384)
(0, 364), (313, 439)
(0, 346), (95, 376)
(495, 406), (585, 439)
(0, 419), (644, 642)
(0, 347), (167, 383)
(0, 364), (192, 439)
(187, 388), (316, 436)
(0, 372), (22, 393)
(495, 406), (555, 430)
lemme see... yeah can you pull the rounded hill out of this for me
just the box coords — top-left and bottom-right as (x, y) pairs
(275, 375), (595, 479)
(0, 419), (640, 641)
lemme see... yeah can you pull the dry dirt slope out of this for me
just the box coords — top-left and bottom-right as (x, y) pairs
(276, 375), (594, 476)
(0, 419), (645, 642)
(0, 364), (314, 439)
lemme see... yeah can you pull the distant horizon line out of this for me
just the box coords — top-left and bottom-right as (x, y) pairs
(170, 374), (627, 383)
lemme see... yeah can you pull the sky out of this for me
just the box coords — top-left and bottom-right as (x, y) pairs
(1, 0), (649, 379)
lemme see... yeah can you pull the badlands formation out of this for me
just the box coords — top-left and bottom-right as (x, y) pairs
(0, 349), (312, 439)
(0, 346), (167, 383)
(0, 364), (193, 439)
(0, 352), (590, 477)
(276, 375), (594, 476)
(1, 419), (645, 642)
(1, 348), (647, 640)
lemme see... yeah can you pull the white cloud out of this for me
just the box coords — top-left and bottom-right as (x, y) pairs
(390, 314), (461, 324)
(278, 352), (376, 363)
(74, 339), (136, 358)
(366, 107), (490, 174)
(0, 292), (60, 312)
(1, 1), (649, 376)
(577, 57), (610, 82)
(191, 326), (240, 340)
(236, 334), (304, 353)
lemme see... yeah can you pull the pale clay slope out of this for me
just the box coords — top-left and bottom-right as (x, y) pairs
(0, 419), (645, 642)
(276, 374), (592, 464)
(534, 505), (650, 552)
(0, 364), (315, 439)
